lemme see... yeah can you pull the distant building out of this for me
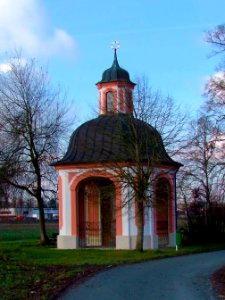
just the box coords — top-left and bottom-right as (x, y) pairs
(32, 208), (59, 221)
(0, 207), (58, 221)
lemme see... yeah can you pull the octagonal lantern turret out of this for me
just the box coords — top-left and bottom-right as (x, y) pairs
(96, 49), (135, 115)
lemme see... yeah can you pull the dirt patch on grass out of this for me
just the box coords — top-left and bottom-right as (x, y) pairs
(211, 266), (225, 299)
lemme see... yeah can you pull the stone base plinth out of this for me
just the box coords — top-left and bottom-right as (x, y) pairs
(57, 235), (78, 249)
(116, 235), (153, 249)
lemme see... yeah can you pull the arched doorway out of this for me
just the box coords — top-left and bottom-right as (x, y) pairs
(77, 178), (116, 248)
(155, 178), (171, 247)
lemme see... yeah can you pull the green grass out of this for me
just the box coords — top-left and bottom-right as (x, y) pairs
(2, 240), (225, 266)
(1, 229), (39, 241)
(1, 223), (225, 300)
(0, 223), (58, 241)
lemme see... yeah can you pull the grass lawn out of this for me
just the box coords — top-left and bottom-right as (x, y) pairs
(1, 223), (225, 300)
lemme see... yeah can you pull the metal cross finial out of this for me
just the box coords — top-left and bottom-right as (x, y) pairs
(111, 41), (120, 52)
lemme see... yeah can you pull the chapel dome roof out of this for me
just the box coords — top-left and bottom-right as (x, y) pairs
(97, 51), (135, 85)
(53, 114), (181, 167)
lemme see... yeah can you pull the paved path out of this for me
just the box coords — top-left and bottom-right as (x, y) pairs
(60, 250), (225, 300)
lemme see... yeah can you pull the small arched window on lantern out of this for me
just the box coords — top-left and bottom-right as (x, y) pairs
(106, 91), (114, 113)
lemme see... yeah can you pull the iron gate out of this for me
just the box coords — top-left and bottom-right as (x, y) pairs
(79, 220), (116, 248)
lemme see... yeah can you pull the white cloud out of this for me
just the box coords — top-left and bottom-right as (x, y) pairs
(0, 63), (11, 73)
(0, 58), (27, 73)
(0, 0), (76, 58)
(211, 72), (225, 81)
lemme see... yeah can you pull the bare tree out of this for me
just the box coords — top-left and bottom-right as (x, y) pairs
(177, 114), (225, 238)
(0, 53), (71, 244)
(180, 25), (225, 241)
(97, 83), (184, 251)
(133, 77), (188, 156)
(180, 115), (224, 203)
(0, 182), (11, 209)
(205, 24), (225, 115)
(110, 115), (165, 251)
(206, 24), (225, 56)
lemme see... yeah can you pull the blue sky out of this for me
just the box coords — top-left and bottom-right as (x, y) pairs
(0, 0), (224, 123)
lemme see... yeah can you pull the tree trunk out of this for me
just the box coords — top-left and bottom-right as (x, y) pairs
(136, 200), (144, 252)
(36, 189), (49, 245)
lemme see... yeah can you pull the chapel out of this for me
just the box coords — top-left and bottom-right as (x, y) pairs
(53, 46), (181, 249)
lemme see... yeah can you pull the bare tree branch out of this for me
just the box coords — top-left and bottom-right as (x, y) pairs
(0, 51), (73, 244)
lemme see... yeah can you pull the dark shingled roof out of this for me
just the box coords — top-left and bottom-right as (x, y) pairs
(53, 114), (181, 167)
(96, 51), (135, 85)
